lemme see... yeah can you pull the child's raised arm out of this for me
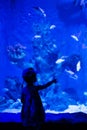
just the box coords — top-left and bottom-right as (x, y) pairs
(36, 78), (57, 90)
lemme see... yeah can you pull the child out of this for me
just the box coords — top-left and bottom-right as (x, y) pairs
(21, 67), (57, 130)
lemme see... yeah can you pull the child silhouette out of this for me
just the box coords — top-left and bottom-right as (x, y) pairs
(21, 67), (57, 130)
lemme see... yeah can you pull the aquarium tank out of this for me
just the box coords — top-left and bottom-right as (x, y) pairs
(0, 0), (87, 114)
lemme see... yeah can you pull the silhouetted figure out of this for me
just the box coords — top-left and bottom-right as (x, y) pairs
(21, 67), (57, 130)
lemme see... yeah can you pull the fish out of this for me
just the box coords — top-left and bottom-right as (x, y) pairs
(71, 35), (79, 41)
(33, 35), (41, 39)
(55, 56), (68, 64)
(65, 69), (75, 75)
(58, 54), (81, 79)
(65, 69), (78, 79)
(76, 61), (81, 71)
(50, 25), (56, 30)
(84, 91), (87, 96)
(32, 6), (46, 17)
(55, 58), (65, 64)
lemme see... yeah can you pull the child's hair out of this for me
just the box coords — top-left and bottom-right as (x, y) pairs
(22, 67), (37, 83)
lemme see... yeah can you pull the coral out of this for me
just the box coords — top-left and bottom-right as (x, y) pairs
(31, 21), (59, 78)
(0, 76), (22, 111)
(7, 43), (26, 65)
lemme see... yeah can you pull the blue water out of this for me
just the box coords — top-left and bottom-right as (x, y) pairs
(0, 0), (87, 113)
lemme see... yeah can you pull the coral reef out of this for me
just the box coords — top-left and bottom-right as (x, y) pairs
(0, 76), (22, 111)
(7, 43), (26, 65)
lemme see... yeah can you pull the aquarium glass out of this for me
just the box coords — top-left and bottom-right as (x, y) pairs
(0, 0), (87, 113)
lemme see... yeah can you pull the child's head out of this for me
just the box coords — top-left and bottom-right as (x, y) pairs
(22, 67), (37, 83)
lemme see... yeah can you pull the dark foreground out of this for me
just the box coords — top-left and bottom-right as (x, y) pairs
(0, 112), (87, 129)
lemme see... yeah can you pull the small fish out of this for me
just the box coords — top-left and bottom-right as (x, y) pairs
(53, 44), (57, 48)
(33, 6), (46, 17)
(55, 58), (65, 64)
(70, 74), (78, 79)
(50, 25), (56, 30)
(55, 56), (67, 64)
(33, 35), (41, 39)
(71, 35), (79, 41)
(84, 91), (87, 96)
(65, 69), (78, 79)
(76, 61), (81, 71)
(65, 69), (75, 75)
